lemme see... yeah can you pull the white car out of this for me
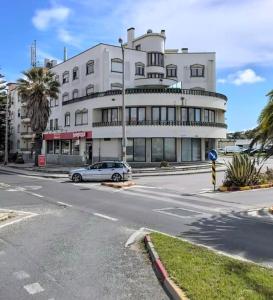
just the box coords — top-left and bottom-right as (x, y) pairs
(69, 161), (132, 183)
(224, 146), (242, 154)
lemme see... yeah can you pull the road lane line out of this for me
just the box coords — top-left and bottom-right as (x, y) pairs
(24, 282), (44, 295)
(57, 201), (72, 207)
(28, 192), (44, 198)
(93, 213), (118, 222)
(0, 213), (38, 229)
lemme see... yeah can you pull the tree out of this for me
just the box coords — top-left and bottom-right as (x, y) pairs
(251, 90), (273, 157)
(0, 74), (7, 157)
(17, 67), (60, 166)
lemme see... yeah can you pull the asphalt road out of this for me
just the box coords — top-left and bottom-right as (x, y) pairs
(0, 166), (273, 299)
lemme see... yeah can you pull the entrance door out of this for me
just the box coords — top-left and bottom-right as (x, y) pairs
(86, 142), (93, 164)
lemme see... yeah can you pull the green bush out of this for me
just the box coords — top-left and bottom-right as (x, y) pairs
(223, 154), (262, 187)
(160, 161), (170, 168)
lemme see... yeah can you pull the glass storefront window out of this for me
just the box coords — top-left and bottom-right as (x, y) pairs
(72, 140), (80, 155)
(47, 141), (53, 154)
(182, 138), (201, 161)
(54, 140), (60, 154)
(152, 138), (164, 162)
(182, 138), (192, 161)
(134, 139), (146, 162)
(164, 138), (176, 161)
(192, 139), (201, 161)
(127, 139), (133, 162)
(61, 140), (70, 155)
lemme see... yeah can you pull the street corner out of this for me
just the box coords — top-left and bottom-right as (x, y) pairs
(0, 208), (38, 229)
(101, 181), (136, 189)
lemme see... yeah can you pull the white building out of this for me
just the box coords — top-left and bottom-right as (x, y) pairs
(11, 28), (228, 165)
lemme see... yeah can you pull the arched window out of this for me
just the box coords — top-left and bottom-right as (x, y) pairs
(86, 60), (94, 75)
(190, 64), (205, 77)
(73, 67), (79, 80)
(62, 71), (69, 84)
(72, 89), (79, 99)
(166, 64), (177, 78)
(62, 92), (69, 102)
(111, 58), (123, 73)
(135, 62), (145, 76)
(111, 83), (122, 90)
(64, 112), (70, 127)
(75, 109), (88, 125)
(86, 84), (94, 96)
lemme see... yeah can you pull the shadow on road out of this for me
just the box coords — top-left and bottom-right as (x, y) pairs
(180, 211), (273, 265)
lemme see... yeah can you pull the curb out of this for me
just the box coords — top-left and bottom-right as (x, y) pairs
(101, 181), (136, 189)
(144, 235), (189, 300)
(219, 182), (273, 192)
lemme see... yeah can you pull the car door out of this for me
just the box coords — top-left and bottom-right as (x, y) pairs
(86, 163), (103, 181)
(99, 162), (112, 180)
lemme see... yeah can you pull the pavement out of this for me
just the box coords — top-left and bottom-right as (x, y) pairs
(0, 165), (273, 299)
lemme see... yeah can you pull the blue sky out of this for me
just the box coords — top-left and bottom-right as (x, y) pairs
(1, 0), (272, 132)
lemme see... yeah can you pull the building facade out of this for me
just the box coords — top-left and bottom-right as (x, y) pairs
(11, 28), (228, 165)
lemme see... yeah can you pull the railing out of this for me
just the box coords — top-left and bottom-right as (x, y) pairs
(62, 88), (227, 106)
(92, 120), (227, 128)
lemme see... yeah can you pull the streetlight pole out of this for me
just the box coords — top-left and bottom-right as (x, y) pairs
(119, 38), (126, 162)
(4, 90), (9, 165)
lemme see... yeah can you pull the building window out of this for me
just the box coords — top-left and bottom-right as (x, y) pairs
(147, 52), (164, 67)
(55, 98), (59, 106)
(62, 71), (69, 84)
(75, 109), (88, 125)
(61, 140), (70, 155)
(73, 67), (79, 80)
(49, 119), (53, 131)
(181, 107), (201, 122)
(64, 113), (70, 127)
(147, 73), (164, 78)
(190, 64), (205, 77)
(135, 62), (145, 76)
(127, 138), (146, 162)
(135, 44), (141, 51)
(126, 107), (146, 124)
(54, 140), (60, 154)
(204, 109), (215, 123)
(62, 93), (69, 103)
(17, 140), (20, 149)
(54, 118), (58, 130)
(49, 99), (53, 107)
(151, 138), (176, 162)
(17, 124), (20, 133)
(111, 58), (123, 73)
(72, 89), (79, 99)
(102, 108), (118, 123)
(47, 140), (54, 154)
(181, 138), (201, 161)
(166, 64), (177, 77)
(152, 107), (176, 123)
(86, 60), (94, 75)
(55, 75), (59, 83)
(86, 84), (94, 95)
(111, 83), (122, 90)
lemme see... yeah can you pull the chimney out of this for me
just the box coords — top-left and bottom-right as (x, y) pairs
(64, 47), (67, 61)
(182, 48), (188, 53)
(127, 27), (135, 48)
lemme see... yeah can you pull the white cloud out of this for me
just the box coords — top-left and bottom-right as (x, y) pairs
(218, 69), (265, 85)
(32, 6), (71, 30)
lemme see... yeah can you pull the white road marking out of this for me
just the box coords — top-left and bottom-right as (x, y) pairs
(28, 192), (44, 198)
(18, 175), (49, 180)
(57, 201), (72, 207)
(24, 282), (44, 295)
(154, 207), (206, 219)
(13, 270), (30, 280)
(93, 213), (118, 222)
(0, 212), (38, 229)
(0, 183), (10, 187)
(125, 227), (148, 247)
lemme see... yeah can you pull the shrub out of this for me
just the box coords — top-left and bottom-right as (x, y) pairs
(160, 161), (170, 168)
(223, 154), (262, 187)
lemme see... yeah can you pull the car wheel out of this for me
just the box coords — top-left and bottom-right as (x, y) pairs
(112, 173), (122, 182)
(72, 173), (82, 183)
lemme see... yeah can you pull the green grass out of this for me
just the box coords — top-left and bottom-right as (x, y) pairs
(150, 233), (273, 300)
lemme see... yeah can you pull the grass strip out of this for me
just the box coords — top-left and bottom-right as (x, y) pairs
(150, 232), (273, 300)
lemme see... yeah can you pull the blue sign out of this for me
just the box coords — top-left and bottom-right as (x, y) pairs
(208, 149), (218, 161)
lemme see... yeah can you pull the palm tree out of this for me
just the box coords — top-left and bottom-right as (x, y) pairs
(17, 67), (60, 166)
(251, 90), (273, 158)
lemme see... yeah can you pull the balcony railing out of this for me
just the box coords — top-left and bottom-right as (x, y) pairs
(62, 88), (227, 106)
(92, 120), (227, 128)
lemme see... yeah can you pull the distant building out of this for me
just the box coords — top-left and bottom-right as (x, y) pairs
(10, 28), (228, 165)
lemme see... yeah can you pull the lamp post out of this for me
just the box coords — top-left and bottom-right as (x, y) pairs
(118, 38), (126, 162)
(4, 89), (10, 165)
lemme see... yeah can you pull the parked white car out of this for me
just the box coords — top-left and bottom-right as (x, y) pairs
(69, 161), (132, 182)
(224, 146), (242, 154)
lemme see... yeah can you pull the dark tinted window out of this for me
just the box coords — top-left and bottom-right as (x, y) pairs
(115, 162), (124, 168)
(106, 162), (116, 168)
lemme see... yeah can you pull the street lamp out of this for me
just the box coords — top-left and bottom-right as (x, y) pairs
(118, 38), (126, 162)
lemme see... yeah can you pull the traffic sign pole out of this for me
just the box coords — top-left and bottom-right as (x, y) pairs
(212, 160), (216, 191)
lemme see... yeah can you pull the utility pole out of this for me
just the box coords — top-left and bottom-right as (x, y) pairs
(4, 90), (9, 165)
(118, 38), (126, 162)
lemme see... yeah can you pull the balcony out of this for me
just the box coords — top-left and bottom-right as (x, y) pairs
(134, 77), (177, 88)
(21, 132), (33, 139)
(92, 120), (227, 128)
(21, 115), (30, 123)
(62, 88), (227, 106)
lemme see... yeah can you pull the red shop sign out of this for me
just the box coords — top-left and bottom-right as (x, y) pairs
(38, 155), (46, 167)
(43, 131), (92, 140)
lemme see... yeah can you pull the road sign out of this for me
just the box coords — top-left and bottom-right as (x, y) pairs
(208, 149), (218, 161)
